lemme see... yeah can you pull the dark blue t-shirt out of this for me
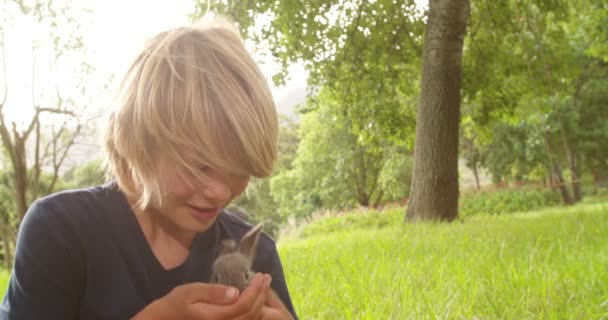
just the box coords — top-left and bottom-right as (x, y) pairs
(0, 183), (297, 319)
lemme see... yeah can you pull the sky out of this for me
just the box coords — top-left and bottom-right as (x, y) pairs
(1, 0), (308, 126)
(2, 0), (427, 126)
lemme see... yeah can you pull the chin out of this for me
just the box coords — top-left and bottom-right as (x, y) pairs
(183, 217), (217, 233)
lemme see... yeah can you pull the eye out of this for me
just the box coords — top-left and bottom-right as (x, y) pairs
(244, 270), (252, 280)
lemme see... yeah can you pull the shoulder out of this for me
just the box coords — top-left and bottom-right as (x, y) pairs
(20, 182), (121, 242)
(35, 183), (116, 211)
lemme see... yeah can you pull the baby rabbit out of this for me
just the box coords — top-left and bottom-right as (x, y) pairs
(211, 223), (263, 292)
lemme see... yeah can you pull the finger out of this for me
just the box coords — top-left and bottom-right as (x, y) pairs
(265, 289), (285, 309)
(180, 282), (240, 305)
(213, 273), (269, 318)
(234, 282), (268, 320)
(260, 306), (284, 320)
(263, 289), (294, 320)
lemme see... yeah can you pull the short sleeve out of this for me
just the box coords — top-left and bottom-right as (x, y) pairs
(254, 237), (298, 319)
(0, 200), (84, 320)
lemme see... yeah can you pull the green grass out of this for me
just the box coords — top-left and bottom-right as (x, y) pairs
(0, 269), (9, 295)
(278, 202), (608, 319)
(0, 200), (606, 319)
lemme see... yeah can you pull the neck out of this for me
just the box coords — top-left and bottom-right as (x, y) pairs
(127, 197), (196, 250)
(144, 210), (196, 248)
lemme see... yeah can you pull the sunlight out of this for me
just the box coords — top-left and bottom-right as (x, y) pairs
(1, 0), (305, 129)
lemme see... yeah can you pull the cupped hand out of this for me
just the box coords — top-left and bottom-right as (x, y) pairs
(131, 273), (271, 320)
(259, 289), (295, 320)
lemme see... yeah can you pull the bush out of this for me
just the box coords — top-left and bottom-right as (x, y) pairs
(284, 187), (564, 239)
(459, 187), (562, 217)
(297, 207), (401, 238)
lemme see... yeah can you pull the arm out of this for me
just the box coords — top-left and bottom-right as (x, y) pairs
(0, 200), (84, 320)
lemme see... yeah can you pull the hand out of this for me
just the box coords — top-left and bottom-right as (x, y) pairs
(259, 286), (295, 320)
(131, 273), (271, 320)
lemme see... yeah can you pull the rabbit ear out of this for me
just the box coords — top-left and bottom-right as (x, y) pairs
(239, 223), (263, 267)
(219, 239), (237, 255)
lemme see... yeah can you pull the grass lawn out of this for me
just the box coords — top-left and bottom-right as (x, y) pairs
(0, 269), (9, 297)
(0, 201), (606, 319)
(278, 201), (608, 319)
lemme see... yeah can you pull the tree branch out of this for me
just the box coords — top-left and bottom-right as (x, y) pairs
(48, 123), (81, 193)
(339, 0), (367, 66)
(0, 30), (7, 112)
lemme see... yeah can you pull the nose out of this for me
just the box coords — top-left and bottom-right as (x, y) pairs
(201, 172), (232, 203)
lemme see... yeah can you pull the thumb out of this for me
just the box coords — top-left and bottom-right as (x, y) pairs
(180, 282), (240, 305)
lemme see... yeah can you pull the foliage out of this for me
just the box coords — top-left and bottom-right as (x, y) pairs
(459, 187), (562, 217)
(298, 206), (401, 239)
(193, 1), (422, 219)
(480, 122), (548, 183)
(288, 186), (565, 239)
(228, 117), (301, 237)
(193, 0), (608, 221)
(268, 91), (414, 221)
(461, 0), (608, 205)
(61, 158), (105, 189)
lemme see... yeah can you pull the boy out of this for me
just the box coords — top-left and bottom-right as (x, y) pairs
(1, 15), (297, 320)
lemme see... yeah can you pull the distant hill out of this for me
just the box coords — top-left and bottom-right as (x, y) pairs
(275, 83), (307, 120)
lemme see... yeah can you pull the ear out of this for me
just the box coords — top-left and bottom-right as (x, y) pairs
(219, 239), (237, 255)
(239, 223), (263, 268)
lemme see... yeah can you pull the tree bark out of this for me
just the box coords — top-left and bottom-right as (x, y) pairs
(558, 120), (582, 202)
(544, 134), (573, 205)
(472, 162), (481, 191)
(569, 150), (582, 202)
(406, 0), (470, 222)
(551, 159), (573, 205)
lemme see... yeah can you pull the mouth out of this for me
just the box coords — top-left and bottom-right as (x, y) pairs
(187, 204), (220, 220)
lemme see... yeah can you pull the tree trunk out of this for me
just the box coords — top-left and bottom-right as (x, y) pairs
(559, 121), (582, 202)
(13, 136), (30, 222)
(472, 162), (481, 191)
(551, 159), (573, 205)
(544, 134), (573, 205)
(569, 151), (582, 202)
(406, 0), (470, 222)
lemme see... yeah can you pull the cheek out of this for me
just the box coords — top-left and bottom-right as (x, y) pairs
(159, 171), (197, 200)
(230, 176), (250, 196)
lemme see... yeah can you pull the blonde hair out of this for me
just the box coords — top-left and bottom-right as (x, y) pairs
(102, 15), (278, 211)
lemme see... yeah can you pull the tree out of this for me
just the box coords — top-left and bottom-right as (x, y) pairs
(462, 0), (607, 204)
(193, 0), (424, 215)
(227, 115), (301, 236)
(0, 0), (97, 223)
(405, 0), (470, 222)
(62, 158), (105, 189)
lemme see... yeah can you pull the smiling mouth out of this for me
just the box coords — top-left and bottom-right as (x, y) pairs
(187, 205), (220, 220)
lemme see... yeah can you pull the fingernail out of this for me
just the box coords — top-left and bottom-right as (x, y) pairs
(263, 274), (272, 286)
(226, 287), (238, 299)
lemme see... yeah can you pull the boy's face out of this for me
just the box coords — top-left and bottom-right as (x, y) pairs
(150, 158), (250, 233)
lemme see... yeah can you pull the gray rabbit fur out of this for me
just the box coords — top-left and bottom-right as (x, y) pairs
(211, 223), (263, 292)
